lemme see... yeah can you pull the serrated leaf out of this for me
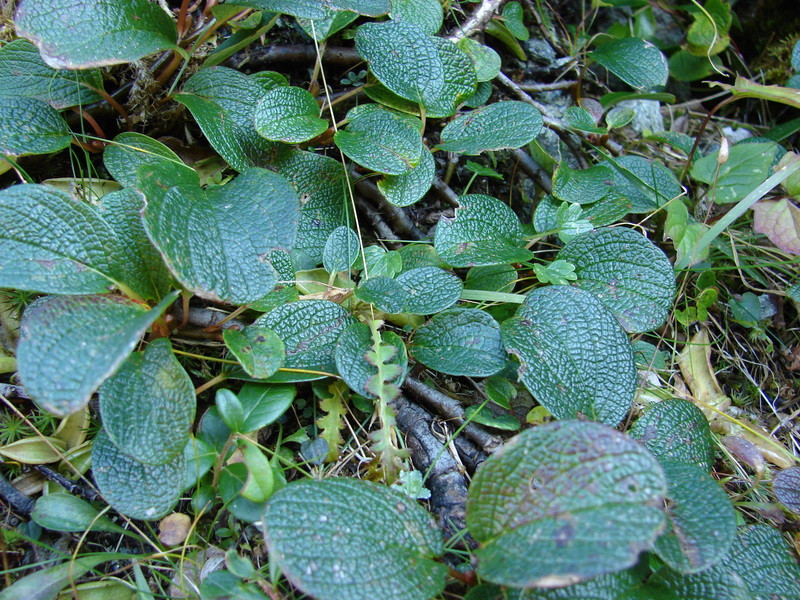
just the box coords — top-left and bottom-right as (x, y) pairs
(467, 420), (666, 588)
(99, 338), (194, 465)
(18, 292), (177, 417)
(629, 399), (715, 471)
(334, 104), (423, 175)
(142, 167), (299, 305)
(14, 0), (178, 69)
(605, 155), (682, 213)
(410, 308), (506, 376)
(0, 184), (124, 295)
(501, 286), (637, 426)
(592, 37), (668, 90)
(92, 429), (185, 520)
(98, 188), (174, 302)
(103, 132), (198, 189)
(0, 96), (71, 157)
(274, 149), (350, 264)
(31, 493), (125, 534)
(0, 39), (103, 109)
(176, 67), (277, 172)
(552, 164), (614, 205)
(752, 198), (800, 254)
(438, 101), (543, 154)
(377, 148), (435, 207)
(391, 0), (443, 34)
(223, 326), (285, 379)
(355, 19), (445, 107)
(263, 478), (446, 600)
(691, 141), (780, 204)
(654, 461), (737, 574)
(254, 86), (328, 143)
(335, 322), (407, 399)
(254, 300), (356, 382)
(323, 226), (360, 273)
(434, 194), (534, 267)
(556, 227), (675, 333)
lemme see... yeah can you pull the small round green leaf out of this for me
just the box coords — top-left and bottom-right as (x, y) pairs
(263, 478), (446, 600)
(396, 267), (462, 314)
(92, 429), (185, 520)
(103, 132), (198, 189)
(223, 326), (285, 379)
(0, 39), (104, 109)
(14, 0), (178, 69)
(411, 308), (506, 377)
(552, 164), (614, 205)
(501, 286), (637, 426)
(100, 338), (194, 465)
(467, 420), (666, 588)
(377, 147), (435, 207)
(591, 38), (668, 90)
(31, 493), (125, 534)
(254, 86), (328, 143)
(323, 226), (360, 273)
(438, 101), (543, 154)
(654, 461), (737, 574)
(629, 399), (715, 471)
(605, 155), (681, 214)
(556, 227), (675, 333)
(390, 0), (443, 34)
(435, 194), (534, 267)
(355, 276), (407, 314)
(334, 104), (423, 175)
(255, 300), (356, 382)
(457, 38), (501, 83)
(142, 167), (299, 305)
(0, 96), (71, 157)
(18, 292), (178, 417)
(335, 323), (407, 399)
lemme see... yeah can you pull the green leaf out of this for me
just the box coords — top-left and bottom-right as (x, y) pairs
(273, 149), (350, 264)
(629, 399), (715, 471)
(103, 132), (198, 189)
(604, 155), (681, 213)
(0, 96), (71, 157)
(223, 326), (286, 379)
(18, 292), (177, 417)
(0, 39), (103, 109)
(502, 2), (529, 41)
(14, 0), (178, 69)
(355, 277), (407, 313)
(505, 567), (648, 599)
(323, 226), (360, 273)
(334, 104), (423, 175)
(456, 39), (501, 83)
(0, 555), (110, 600)
(31, 493), (126, 535)
(410, 308), (506, 377)
(263, 478), (446, 600)
(216, 389), (246, 433)
(438, 102), (543, 154)
(376, 147), (435, 207)
(686, 0), (732, 56)
(390, 0), (443, 35)
(254, 86), (328, 143)
(224, 0), (326, 18)
(297, 9), (360, 41)
(254, 300), (356, 381)
(501, 286), (637, 426)
(434, 194), (534, 267)
(92, 429), (185, 520)
(239, 438), (278, 503)
(99, 338), (194, 465)
(564, 106), (606, 134)
(176, 67), (277, 172)
(467, 420), (666, 588)
(465, 264), (517, 292)
(335, 322), (407, 399)
(605, 106), (634, 129)
(592, 37), (668, 90)
(397, 267), (462, 314)
(532, 259), (577, 285)
(552, 164), (614, 205)
(355, 19), (445, 107)
(424, 37), (478, 117)
(362, 246), (402, 278)
(691, 141), (780, 204)
(654, 461), (737, 574)
(98, 189), (174, 302)
(238, 383), (296, 433)
(142, 167), (299, 305)
(0, 184), (124, 294)
(464, 405), (520, 431)
(556, 227), (676, 333)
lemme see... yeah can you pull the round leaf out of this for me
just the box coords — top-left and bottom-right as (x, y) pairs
(434, 194), (534, 267)
(323, 226), (360, 273)
(103, 132), (197, 189)
(467, 420), (667, 588)
(410, 308), (506, 377)
(501, 286), (637, 426)
(0, 96), (70, 157)
(142, 167), (299, 305)
(628, 399), (715, 471)
(438, 101), (543, 154)
(92, 429), (185, 520)
(390, 0), (443, 35)
(14, 0), (178, 69)
(99, 338), (195, 465)
(551, 164), (614, 205)
(557, 227), (676, 333)
(263, 478), (446, 600)
(223, 326), (285, 379)
(254, 86), (328, 143)
(377, 147), (435, 207)
(605, 155), (681, 214)
(396, 267), (462, 314)
(591, 38), (668, 90)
